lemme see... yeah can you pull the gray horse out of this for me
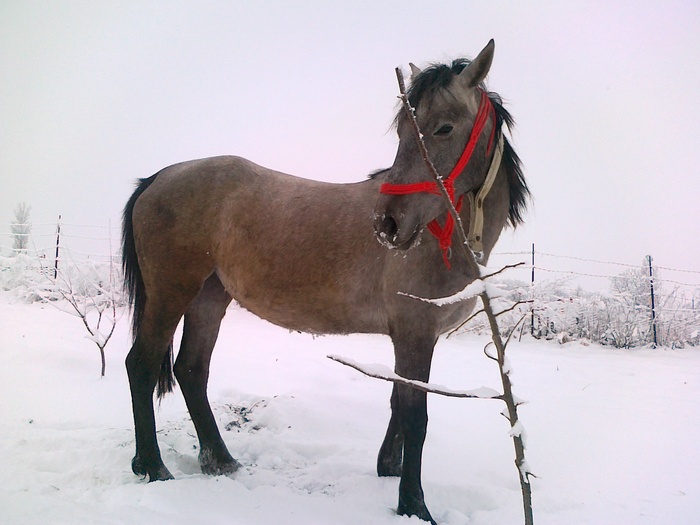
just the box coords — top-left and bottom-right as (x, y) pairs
(122, 40), (528, 524)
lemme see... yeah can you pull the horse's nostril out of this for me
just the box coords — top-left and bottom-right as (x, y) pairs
(381, 215), (399, 240)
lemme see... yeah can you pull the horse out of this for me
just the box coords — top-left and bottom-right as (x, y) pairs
(121, 39), (529, 524)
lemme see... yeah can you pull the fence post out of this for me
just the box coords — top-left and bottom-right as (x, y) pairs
(530, 243), (535, 337)
(54, 215), (61, 279)
(646, 255), (658, 347)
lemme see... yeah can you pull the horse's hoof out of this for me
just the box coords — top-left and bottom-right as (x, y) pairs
(377, 458), (402, 477)
(398, 499), (436, 525)
(199, 448), (242, 476)
(132, 455), (174, 481)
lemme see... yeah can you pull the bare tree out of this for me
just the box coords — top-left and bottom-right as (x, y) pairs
(11, 202), (32, 255)
(54, 258), (120, 377)
(32, 228), (122, 377)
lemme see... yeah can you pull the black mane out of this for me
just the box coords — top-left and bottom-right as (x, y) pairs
(381, 58), (530, 228)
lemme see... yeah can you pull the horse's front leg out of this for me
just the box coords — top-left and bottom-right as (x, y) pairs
(390, 331), (438, 525)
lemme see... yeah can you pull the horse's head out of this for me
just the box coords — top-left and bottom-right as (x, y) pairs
(374, 40), (499, 251)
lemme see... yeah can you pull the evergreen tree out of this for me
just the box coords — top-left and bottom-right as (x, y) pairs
(10, 202), (32, 255)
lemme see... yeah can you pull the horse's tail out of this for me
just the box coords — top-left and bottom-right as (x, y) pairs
(122, 172), (176, 398)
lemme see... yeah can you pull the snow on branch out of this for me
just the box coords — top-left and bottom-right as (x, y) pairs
(400, 278), (486, 305)
(400, 263), (527, 307)
(327, 355), (503, 400)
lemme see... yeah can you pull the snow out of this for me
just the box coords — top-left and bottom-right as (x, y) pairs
(502, 355), (513, 376)
(85, 332), (107, 347)
(1, 295), (699, 525)
(508, 421), (527, 448)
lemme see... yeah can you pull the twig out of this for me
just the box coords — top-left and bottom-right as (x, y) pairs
(447, 307), (486, 337)
(327, 355), (503, 400)
(447, 299), (534, 338)
(481, 293), (533, 504)
(504, 312), (530, 350)
(483, 341), (497, 362)
(481, 261), (527, 280)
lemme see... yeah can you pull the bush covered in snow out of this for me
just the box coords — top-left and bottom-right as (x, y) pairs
(466, 270), (699, 349)
(1, 253), (123, 306)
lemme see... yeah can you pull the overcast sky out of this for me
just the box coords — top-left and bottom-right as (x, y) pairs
(2, 1), (698, 288)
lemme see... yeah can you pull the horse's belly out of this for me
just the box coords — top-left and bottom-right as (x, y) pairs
(214, 261), (386, 335)
(232, 291), (387, 335)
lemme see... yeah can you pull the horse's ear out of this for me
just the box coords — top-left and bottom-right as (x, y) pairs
(459, 39), (495, 88)
(409, 63), (422, 83)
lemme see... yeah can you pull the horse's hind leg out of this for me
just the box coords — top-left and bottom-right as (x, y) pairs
(126, 292), (193, 481)
(173, 273), (239, 475)
(377, 384), (404, 477)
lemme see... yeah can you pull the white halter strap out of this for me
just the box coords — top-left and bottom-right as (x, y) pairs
(466, 133), (504, 256)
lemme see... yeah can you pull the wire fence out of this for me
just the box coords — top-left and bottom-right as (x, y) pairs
(475, 247), (700, 348)
(2, 221), (699, 348)
(0, 220), (120, 265)
(491, 249), (700, 288)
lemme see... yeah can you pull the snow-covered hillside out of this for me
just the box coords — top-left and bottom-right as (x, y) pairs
(1, 295), (698, 524)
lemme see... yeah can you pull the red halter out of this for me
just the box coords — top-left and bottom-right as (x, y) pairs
(380, 90), (497, 268)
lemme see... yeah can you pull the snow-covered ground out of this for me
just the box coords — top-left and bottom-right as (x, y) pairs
(1, 294), (698, 525)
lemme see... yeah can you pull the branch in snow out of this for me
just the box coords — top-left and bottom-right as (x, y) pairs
(85, 331), (107, 348)
(448, 299), (533, 338)
(327, 355), (503, 400)
(508, 420), (527, 446)
(480, 262), (527, 280)
(399, 279), (486, 306)
(401, 264), (527, 308)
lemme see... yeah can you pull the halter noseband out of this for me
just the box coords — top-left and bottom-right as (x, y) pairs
(379, 89), (502, 268)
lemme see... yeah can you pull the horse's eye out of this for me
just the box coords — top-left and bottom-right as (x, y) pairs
(434, 124), (453, 136)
